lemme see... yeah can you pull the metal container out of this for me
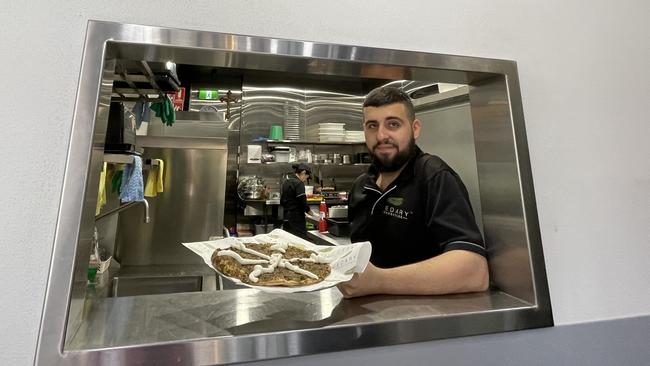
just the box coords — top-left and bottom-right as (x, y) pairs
(326, 218), (350, 237)
(328, 205), (348, 218)
(271, 146), (291, 162)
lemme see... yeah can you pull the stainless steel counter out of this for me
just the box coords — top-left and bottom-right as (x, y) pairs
(307, 230), (351, 246)
(108, 264), (218, 297)
(66, 288), (531, 351)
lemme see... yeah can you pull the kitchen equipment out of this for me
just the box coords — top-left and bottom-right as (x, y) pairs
(297, 148), (310, 162)
(271, 146), (290, 162)
(283, 103), (301, 140)
(344, 130), (365, 142)
(333, 154), (341, 164)
(328, 205), (348, 218)
(237, 176), (265, 200)
(105, 101), (137, 153)
(261, 153), (275, 163)
(307, 122), (346, 142)
(342, 154), (351, 164)
(254, 224), (275, 234)
(289, 147), (297, 162)
(326, 218), (350, 237)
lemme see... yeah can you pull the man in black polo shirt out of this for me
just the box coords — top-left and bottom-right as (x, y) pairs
(338, 86), (488, 297)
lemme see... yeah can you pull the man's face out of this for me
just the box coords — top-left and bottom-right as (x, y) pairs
(363, 103), (421, 172)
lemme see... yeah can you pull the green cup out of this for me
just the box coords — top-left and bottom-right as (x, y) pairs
(269, 125), (283, 140)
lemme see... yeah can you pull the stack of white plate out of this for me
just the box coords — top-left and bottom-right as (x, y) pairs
(283, 105), (301, 140)
(307, 122), (346, 142)
(344, 130), (365, 142)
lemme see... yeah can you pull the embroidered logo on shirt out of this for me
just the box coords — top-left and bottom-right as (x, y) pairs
(387, 197), (404, 206)
(382, 204), (412, 220)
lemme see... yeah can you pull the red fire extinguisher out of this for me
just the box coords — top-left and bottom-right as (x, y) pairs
(318, 200), (328, 232)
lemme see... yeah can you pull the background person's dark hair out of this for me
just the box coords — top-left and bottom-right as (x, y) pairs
(291, 163), (311, 176)
(363, 86), (416, 122)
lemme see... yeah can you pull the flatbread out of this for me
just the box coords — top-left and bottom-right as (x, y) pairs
(211, 242), (331, 287)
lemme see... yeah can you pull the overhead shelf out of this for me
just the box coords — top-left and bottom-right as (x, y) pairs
(111, 60), (181, 102)
(242, 161), (370, 167)
(262, 139), (365, 146)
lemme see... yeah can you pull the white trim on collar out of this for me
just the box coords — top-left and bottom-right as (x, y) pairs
(371, 186), (397, 215)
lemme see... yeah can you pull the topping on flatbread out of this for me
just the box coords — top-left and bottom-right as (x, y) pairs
(211, 241), (331, 287)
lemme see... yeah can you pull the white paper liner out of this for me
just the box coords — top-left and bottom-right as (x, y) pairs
(182, 229), (372, 293)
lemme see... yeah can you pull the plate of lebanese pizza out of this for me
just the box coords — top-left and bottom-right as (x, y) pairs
(183, 229), (372, 293)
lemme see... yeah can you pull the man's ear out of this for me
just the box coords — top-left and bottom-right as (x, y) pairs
(412, 119), (422, 140)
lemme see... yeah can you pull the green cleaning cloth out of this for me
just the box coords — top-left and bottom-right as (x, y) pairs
(150, 96), (176, 126)
(111, 170), (123, 194)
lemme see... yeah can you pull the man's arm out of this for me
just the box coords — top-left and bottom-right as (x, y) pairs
(338, 250), (488, 298)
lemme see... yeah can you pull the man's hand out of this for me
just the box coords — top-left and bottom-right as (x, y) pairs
(337, 262), (384, 298)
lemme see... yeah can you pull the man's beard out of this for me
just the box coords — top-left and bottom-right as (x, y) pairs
(370, 136), (416, 172)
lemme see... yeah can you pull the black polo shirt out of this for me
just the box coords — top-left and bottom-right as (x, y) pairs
(349, 146), (486, 268)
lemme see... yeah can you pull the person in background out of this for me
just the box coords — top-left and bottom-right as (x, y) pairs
(281, 163), (312, 239)
(338, 86), (489, 298)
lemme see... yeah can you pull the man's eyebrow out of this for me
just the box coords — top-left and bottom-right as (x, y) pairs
(364, 116), (404, 123)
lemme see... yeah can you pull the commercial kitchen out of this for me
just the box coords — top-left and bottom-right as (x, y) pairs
(34, 21), (553, 366)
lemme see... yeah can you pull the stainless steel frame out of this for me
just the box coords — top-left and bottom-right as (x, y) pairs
(36, 20), (552, 365)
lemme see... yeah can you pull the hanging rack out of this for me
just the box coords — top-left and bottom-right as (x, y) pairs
(111, 60), (179, 102)
(103, 153), (160, 169)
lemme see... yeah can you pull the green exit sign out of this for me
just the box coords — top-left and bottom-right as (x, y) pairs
(198, 90), (219, 100)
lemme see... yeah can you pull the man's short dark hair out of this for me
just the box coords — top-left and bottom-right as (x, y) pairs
(363, 86), (416, 122)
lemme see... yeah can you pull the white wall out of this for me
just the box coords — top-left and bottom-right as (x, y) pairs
(1, 0), (648, 364)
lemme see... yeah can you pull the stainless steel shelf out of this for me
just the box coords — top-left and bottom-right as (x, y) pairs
(241, 161), (370, 167)
(264, 139), (365, 146)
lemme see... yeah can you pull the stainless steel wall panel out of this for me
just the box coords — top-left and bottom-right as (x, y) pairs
(305, 89), (364, 131)
(115, 147), (227, 265)
(469, 76), (534, 303)
(65, 58), (116, 346)
(415, 97), (484, 233)
(241, 84), (306, 143)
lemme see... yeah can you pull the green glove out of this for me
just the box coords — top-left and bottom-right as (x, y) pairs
(150, 97), (176, 126)
(163, 97), (175, 126)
